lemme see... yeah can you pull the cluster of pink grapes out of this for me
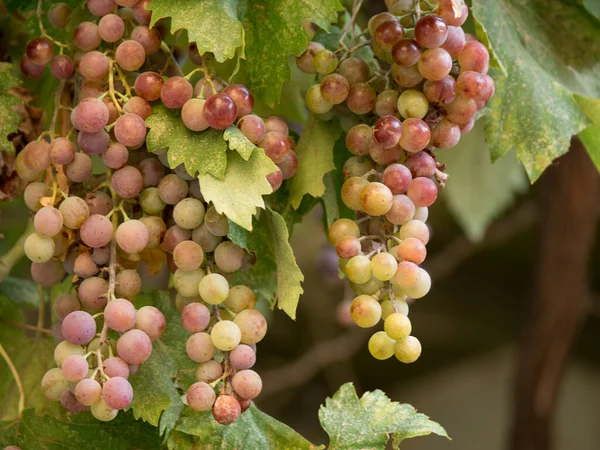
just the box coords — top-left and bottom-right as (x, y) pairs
(298, 0), (494, 363)
(16, 0), (288, 423)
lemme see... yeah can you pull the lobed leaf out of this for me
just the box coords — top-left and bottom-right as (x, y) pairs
(0, 63), (22, 154)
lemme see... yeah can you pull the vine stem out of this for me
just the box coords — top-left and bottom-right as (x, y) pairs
(0, 342), (25, 416)
(108, 61), (123, 115)
(160, 41), (184, 77)
(37, 285), (45, 339)
(36, 0), (69, 49)
(49, 80), (66, 138)
(0, 221), (34, 283)
(0, 320), (53, 335)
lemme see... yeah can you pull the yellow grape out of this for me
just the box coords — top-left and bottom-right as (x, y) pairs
(350, 295), (381, 328)
(394, 336), (422, 363)
(345, 255), (372, 284)
(371, 252), (398, 281)
(384, 313), (412, 340)
(368, 331), (395, 360)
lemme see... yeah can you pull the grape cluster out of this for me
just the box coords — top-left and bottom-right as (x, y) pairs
(297, 0), (494, 363)
(17, 0), (286, 422)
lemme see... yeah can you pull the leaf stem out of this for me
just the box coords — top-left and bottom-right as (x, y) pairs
(108, 60), (123, 115)
(0, 342), (24, 416)
(160, 41), (184, 77)
(0, 320), (53, 335)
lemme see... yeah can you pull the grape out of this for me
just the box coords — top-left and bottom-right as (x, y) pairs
(441, 25), (466, 57)
(238, 114), (266, 144)
(398, 237), (427, 264)
(174, 164), (196, 181)
(80, 81), (104, 99)
(204, 207), (229, 237)
(456, 70), (490, 100)
(173, 197), (206, 230)
(445, 95), (477, 124)
(481, 74), (495, 102)
(140, 215), (166, 249)
(194, 77), (225, 98)
(336, 235), (361, 259)
(116, 329), (152, 365)
(460, 118), (476, 133)
(213, 241), (243, 273)
(114, 113), (147, 148)
(346, 83), (376, 115)
(198, 273), (229, 305)
(259, 131), (290, 163)
(73, 98), (109, 133)
(78, 51), (109, 81)
(77, 130), (110, 156)
(359, 182), (393, 216)
(74, 252), (99, 278)
(186, 332), (215, 362)
(20, 54), (45, 78)
(61, 389), (87, 413)
(381, 297), (409, 319)
(158, 174), (189, 204)
(50, 54), (75, 79)
(345, 255), (372, 284)
(373, 91), (399, 119)
(103, 357), (130, 379)
(262, 117), (288, 137)
(392, 64), (424, 88)
(405, 151), (436, 178)
(230, 344), (256, 370)
(374, 20), (404, 50)
(31, 260), (65, 286)
(62, 355), (89, 382)
(399, 220), (430, 244)
(161, 76), (193, 109)
(221, 84), (254, 118)
(91, 398), (118, 421)
(48, 2), (72, 28)
(182, 302), (210, 333)
(392, 261), (419, 289)
(328, 218), (360, 245)
(386, 194), (416, 226)
(437, 0), (469, 26)
(181, 99), (209, 132)
(305, 84), (333, 114)
(457, 41), (490, 74)
(369, 140), (402, 165)
(195, 360), (223, 383)
(404, 268), (431, 298)
(98, 13), (125, 42)
(386, 0), (415, 14)
(367, 12), (396, 36)
(50, 137), (75, 165)
(368, 331), (395, 360)
(277, 149), (298, 179)
(382, 164), (412, 195)
(115, 269), (142, 298)
(350, 295), (381, 328)
(343, 158), (371, 180)
(101, 376), (133, 410)
(296, 41), (325, 74)
(418, 48), (453, 81)
(372, 115), (402, 149)
(101, 142), (128, 169)
(91, 246), (110, 265)
(115, 40), (146, 72)
(87, 0), (116, 16)
(73, 378), (101, 406)
(210, 320), (241, 351)
(34, 206), (63, 237)
(397, 90), (429, 119)
(85, 192), (112, 216)
(24, 182), (51, 212)
(213, 394), (241, 425)
(414, 206), (429, 222)
(80, 214), (113, 248)
(15, 152), (42, 181)
(53, 231), (70, 257)
(135, 72), (164, 101)
(74, 22), (102, 51)
(431, 119), (460, 147)
(234, 309), (267, 345)
(423, 76), (456, 106)
(78, 276), (108, 309)
(173, 268), (205, 297)
(123, 96), (152, 120)
(132, 0), (152, 25)
(338, 57), (370, 85)
(232, 370), (262, 400)
(384, 313), (412, 340)
(54, 294), (81, 321)
(21, 141), (51, 172)
(131, 25), (161, 55)
(399, 118), (431, 153)
(54, 341), (85, 367)
(164, 225), (192, 252)
(116, 219), (149, 253)
(225, 285), (256, 313)
(26, 37), (53, 65)
(319, 73), (350, 105)
(112, 166), (144, 198)
(394, 336), (422, 363)
(173, 240), (204, 271)
(41, 368), (69, 401)
(203, 93), (237, 130)
(414, 15), (448, 48)
(371, 252), (398, 281)
(313, 49), (338, 74)
(187, 382), (216, 411)
(345, 124), (371, 156)
(62, 311), (97, 345)
(391, 39), (421, 67)
(138, 158), (165, 187)
(104, 298), (136, 332)
(24, 232), (55, 263)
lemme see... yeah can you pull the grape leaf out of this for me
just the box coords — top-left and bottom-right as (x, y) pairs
(199, 149), (277, 231)
(319, 383), (448, 449)
(575, 95), (600, 170)
(289, 115), (343, 209)
(472, 0), (600, 181)
(238, 0), (344, 106)
(148, 0), (244, 63)
(223, 125), (256, 161)
(437, 121), (528, 241)
(129, 291), (195, 435)
(228, 209), (304, 319)
(0, 409), (161, 449)
(146, 105), (228, 179)
(0, 277), (41, 308)
(322, 135), (355, 229)
(0, 63), (22, 154)
(168, 404), (317, 450)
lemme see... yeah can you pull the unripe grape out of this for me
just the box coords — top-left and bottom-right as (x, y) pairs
(234, 309), (267, 344)
(345, 255), (372, 284)
(437, 0), (469, 26)
(204, 207), (229, 237)
(158, 174), (189, 204)
(187, 382), (216, 411)
(328, 218), (360, 245)
(214, 241), (244, 273)
(343, 157), (373, 179)
(116, 219), (149, 254)
(296, 41), (325, 74)
(313, 49), (338, 74)
(186, 332), (215, 362)
(210, 320), (241, 351)
(305, 84), (333, 114)
(350, 295), (381, 328)
(414, 206), (429, 222)
(381, 298), (409, 319)
(62, 311), (97, 345)
(91, 398), (118, 422)
(173, 198), (205, 230)
(398, 90), (429, 119)
(192, 223), (222, 252)
(195, 360), (224, 383)
(230, 344), (256, 370)
(346, 83), (376, 115)
(54, 341), (85, 367)
(198, 273), (229, 305)
(392, 261), (420, 289)
(174, 268), (205, 297)
(232, 369), (262, 400)
(368, 331), (395, 360)
(212, 394), (241, 425)
(392, 64), (423, 88)
(54, 294), (81, 321)
(384, 313), (412, 340)
(173, 240), (204, 271)
(194, 77), (225, 99)
(80, 214), (113, 248)
(41, 368), (69, 401)
(181, 99), (209, 131)
(225, 285), (256, 313)
(34, 206), (63, 237)
(404, 267), (431, 298)
(346, 124), (372, 156)
(359, 182), (393, 216)
(24, 232), (55, 263)
(371, 252), (398, 281)
(374, 90), (400, 117)
(394, 335), (422, 363)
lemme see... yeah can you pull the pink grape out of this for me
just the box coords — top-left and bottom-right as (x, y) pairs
(238, 114), (266, 144)
(399, 118), (431, 153)
(114, 113), (147, 148)
(50, 55), (75, 79)
(123, 96), (152, 120)
(78, 276), (108, 310)
(131, 25), (161, 55)
(382, 164), (412, 194)
(116, 219), (149, 253)
(115, 40), (145, 72)
(50, 137), (75, 164)
(230, 344), (256, 370)
(161, 76), (193, 109)
(74, 378), (102, 406)
(102, 142), (129, 169)
(407, 177), (438, 207)
(223, 84), (254, 118)
(373, 115), (402, 149)
(78, 129), (110, 155)
(73, 98), (109, 133)
(62, 311), (97, 345)
(135, 71), (164, 101)
(414, 15), (448, 48)
(111, 166), (143, 198)
(116, 329), (152, 365)
(203, 93), (237, 130)
(104, 298), (136, 332)
(135, 306), (166, 341)
(405, 151), (436, 178)
(34, 206), (63, 237)
(80, 214), (113, 248)
(98, 13), (125, 42)
(62, 355), (88, 382)
(102, 376), (133, 410)
(103, 356), (130, 379)
(79, 51), (109, 81)
(231, 370), (262, 400)
(187, 382), (216, 412)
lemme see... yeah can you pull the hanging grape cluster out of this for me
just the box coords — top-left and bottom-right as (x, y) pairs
(18, 0), (295, 423)
(297, 0), (494, 363)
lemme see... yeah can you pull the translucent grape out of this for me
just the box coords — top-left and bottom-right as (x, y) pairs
(394, 336), (422, 363)
(62, 355), (88, 382)
(392, 63), (423, 88)
(456, 70), (491, 100)
(404, 268), (431, 298)
(78, 276), (108, 310)
(318, 73), (349, 105)
(414, 206), (429, 222)
(198, 273), (229, 305)
(277, 149), (298, 180)
(437, 0), (469, 26)
(186, 332), (215, 362)
(203, 93), (237, 130)
(232, 369), (262, 400)
(457, 41), (490, 74)
(234, 309), (267, 344)
(116, 219), (149, 254)
(158, 173), (189, 204)
(392, 261), (419, 289)
(222, 84), (254, 118)
(350, 295), (382, 328)
(368, 331), (395, 360)
(418, 48), (453, 81)
(345, 255), (372, 284)
(187, 382), (216, 411)
(445, 95), (477, 124)
(173, 240), (204, 271)
(79, 51), (109, 81)
(336, 235), (361, 259)
(161, 76), (193, 109)
(73, 98), (109, 133)
(115, 40), (145, 72)
(34, 206), (63, 237)
(41, 368), (69, 401)
(346, 83), (376, 115)
(405, 151), (436, 178)
(373, 115), (403, 149)
(103, 357), (130, 379)
(367, 12), (396, 36)
(26, 37), (53, 65)
(397, 90), (429, 119)
(48, 2), (72, 29)
(238, 114), (266, 144)
(181, 98), (209, 131)
(381, 298), (409, 319)
(20, 54), (45, 79)
(24, 182), (51, 212)
(374, 20), (404, 50)
(173, 268), (205, 297)
(346, 124), (372, 156)
(398, 237), (427, 264)
(195, 360), (224, 383)
(296, 41), (325, 74)
(441, 25), (466, 57)
(117, 329), (152, 365)
(62, 311), (97, 345)
(230, 344), (256, 370)
(112, 166), (144, 198)
(181, 302), (210, 333)
(384, 313), (412, 340)
(391, 39), (421, 67)
(305, 84), (333, 114)
(359, 182), (394, 216)
(382, 163), (412, 195)
(371, 252), (398, 281)
(54, 341), (85, 367)
(50, 54), (75, 79)
(135, 71), (164, 101)
(212, 394), (241, 425)
(423, 76), (456, 106)
(74, 22), (102, 51)
(91, 398), (118, 421)
(210, 320), (241, 351)
(328, 218), (360, 245)
(123, 96), (152, 120)
(313, 49), (338, 74)
(173, 197), (205, 230)
(399, 219), (430, 244)
(74, 378), (102, 406)
(104, 298), (136, 332)
(225, 285), (256, 313)
(414, 14), (448, 48)
(24, 232), (55, 263)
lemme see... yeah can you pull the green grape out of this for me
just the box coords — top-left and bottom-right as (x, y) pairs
(368, 331), (395, 360)
(173, 268), (206, 297)
(384, 313), (412, 339)
(306, 84), (333, 114)
(349, 276), (385, 295)
(41, 367), (69, 401)
(24, 232), (55, 263)
(140, 187), (166, 214)
(359, 182), (394, 216)
(198, 273), (229, 305)
(210, 320), (242, 351)
(91, 398), (118, 421)
(371, 252), (398, 281)
(313, 49), (338, 74)
(392, 283), (407, 300)
(173, 198), (206, 230)
(234, 309), (267, 344)
(341, 176), (369, 211)
(343, 155), (374, 179)
(394, 335), (422, 363)
(345, 255), (372, 284)
(225, 285), (256, 313)
(404, 268), (431, 299)
(328, 218), (360, 245)
(397, 90), (429, 119)
(350, 295), (382, 328)
(381, 298), (409, 319)
(54, 341), (85, 367)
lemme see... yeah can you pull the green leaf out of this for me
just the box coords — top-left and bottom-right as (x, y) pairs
(319, 383), (448, 449)
(223, 125), (256, 161)
(575, 95), (600, 170)
(0, 277), (41, 308)
(239, 0), (343, 106)
(0, 409), (161, 449)
(437, 121), (527, 241)
(169, 404), (317, 450)
(472, 0), (600, 181)
(129, 291), (195, 435)
(146, 105), (228, 179)
(199, 149), (277, 231)
(228, 209), (304, 319)
(0, 63), (22, 154)
(289, 115), (343, 209)
(148, 0), (244, 63)
(322, 135), (355, 228)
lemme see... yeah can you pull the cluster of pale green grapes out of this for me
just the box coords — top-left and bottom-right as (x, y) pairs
(297, 0), (494, 363)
